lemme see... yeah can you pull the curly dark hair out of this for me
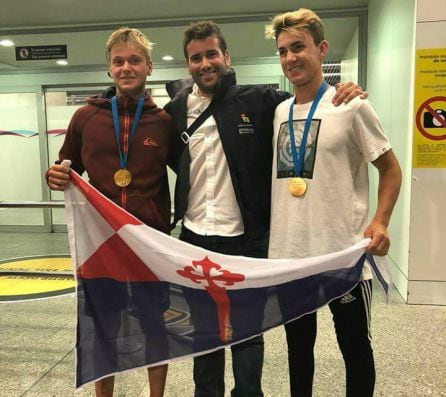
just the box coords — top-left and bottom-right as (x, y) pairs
(183, 21), (228, 59)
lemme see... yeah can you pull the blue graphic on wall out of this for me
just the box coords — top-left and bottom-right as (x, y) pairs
(0, 129), (67, 138)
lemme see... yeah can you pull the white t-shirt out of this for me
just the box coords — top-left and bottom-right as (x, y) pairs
(268, 86), (391, 280)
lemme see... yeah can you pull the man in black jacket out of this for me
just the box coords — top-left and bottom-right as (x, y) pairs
(164, 20), (363, 397)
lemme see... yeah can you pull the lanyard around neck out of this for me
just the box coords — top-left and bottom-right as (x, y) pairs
(111, 95), (144, 169)
(288, 81), (327, 177)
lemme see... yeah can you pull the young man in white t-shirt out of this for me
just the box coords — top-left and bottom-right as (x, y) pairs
(266, 8), (402, 397)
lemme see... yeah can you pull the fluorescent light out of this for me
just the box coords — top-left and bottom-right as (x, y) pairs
(56, 60), (68, 66)
(0, 39), (14, 47)
(162, 55), (174, 61)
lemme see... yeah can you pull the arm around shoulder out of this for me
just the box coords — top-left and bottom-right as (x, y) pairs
(332, 82), (367, 106)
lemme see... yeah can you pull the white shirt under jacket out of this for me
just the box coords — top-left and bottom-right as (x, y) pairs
(182, 83), (244, 236)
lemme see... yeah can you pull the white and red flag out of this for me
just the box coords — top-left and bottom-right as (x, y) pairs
(64, 170), (388, 388)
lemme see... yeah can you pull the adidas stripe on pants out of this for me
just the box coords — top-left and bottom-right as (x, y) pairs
(284, 280), (374, 397)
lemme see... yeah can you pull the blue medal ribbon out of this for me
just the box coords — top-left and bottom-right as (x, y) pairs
(111, 95), (145, 169)
(288, 81), (327, 177)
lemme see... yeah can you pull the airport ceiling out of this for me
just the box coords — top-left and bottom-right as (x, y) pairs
(0, 0), (369, 73)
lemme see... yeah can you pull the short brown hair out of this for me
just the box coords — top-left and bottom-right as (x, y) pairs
(106, 27), (153, 64)
(183, 21), (228, 59)
(265, 8), (324, 45)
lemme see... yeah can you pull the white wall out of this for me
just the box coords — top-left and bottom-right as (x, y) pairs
(368, 0), (446, 305)
(408, 0), (446, 304)
(367, 0), (416, 300)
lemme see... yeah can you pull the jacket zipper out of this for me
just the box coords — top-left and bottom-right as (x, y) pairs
(121, 97), (130, 209)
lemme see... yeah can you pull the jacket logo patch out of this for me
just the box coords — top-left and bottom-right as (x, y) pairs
(241, 113), (250, 123)
(238, 113), (255, 134)
(143, 137), (159, 147)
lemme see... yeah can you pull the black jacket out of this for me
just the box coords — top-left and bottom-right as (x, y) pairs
(165, 69), (290, 237)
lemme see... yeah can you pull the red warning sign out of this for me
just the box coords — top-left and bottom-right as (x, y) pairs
(415, 96), (446, 141)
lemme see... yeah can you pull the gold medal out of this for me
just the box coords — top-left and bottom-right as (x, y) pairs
(288, 177), (307, 197)
(114, 169), (132, 187)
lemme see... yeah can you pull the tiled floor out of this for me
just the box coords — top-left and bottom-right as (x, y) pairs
(1, 232), (445, 396)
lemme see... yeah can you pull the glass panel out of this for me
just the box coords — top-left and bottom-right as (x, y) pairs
(0, 93), (43, 226)
(338, 17), (360, 84)
(46, 89), (102, 225)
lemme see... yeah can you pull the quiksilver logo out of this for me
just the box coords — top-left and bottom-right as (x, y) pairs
(143, 137), (158, 147)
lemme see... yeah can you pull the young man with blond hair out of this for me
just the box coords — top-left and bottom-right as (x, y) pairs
(47, 27), (171, 397)
(266, 8), (401, 397)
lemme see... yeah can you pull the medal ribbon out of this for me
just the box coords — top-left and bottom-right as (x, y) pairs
(111, 95), (145, 169)
(288, 80), (327, 177)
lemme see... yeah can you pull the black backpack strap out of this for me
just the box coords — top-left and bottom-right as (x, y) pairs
(179, 101), (215, 144)
(170, 101), (215, 230)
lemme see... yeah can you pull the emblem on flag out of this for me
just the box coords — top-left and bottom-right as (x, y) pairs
(178, 256), (245, 342)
